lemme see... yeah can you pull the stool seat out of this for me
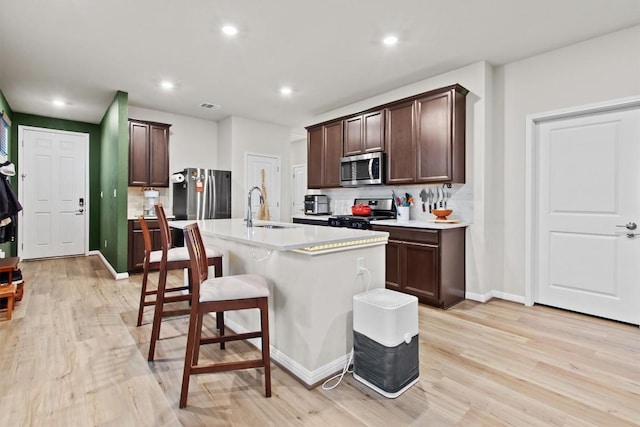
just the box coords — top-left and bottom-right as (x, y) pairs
(200, 274), (269, 302)
(149, 246), (223, 264)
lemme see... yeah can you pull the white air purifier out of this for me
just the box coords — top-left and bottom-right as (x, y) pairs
(353, 288), (419, 398)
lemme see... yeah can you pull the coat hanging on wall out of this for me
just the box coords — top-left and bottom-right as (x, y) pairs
(0, 161), (22, 243)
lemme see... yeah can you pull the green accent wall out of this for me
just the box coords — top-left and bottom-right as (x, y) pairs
(0, 90), (15, 255)
(11, 113), (102, 253)
(99, 91), (129, 273)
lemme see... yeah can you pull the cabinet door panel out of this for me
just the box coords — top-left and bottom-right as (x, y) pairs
(385, 239), (402, 291)
(386, 101), (416, 184)
(416, 91), (452, 182)
(404, 242), (439, 301)
(344, 116), (363, 156)
(129, 121), (150, 186)
(323, 121), (343, 188)
(149, 124), (170, 187)
(363, 110), (384, 152)
(307, 127), (323, 189)
(130, 229), (147, 271)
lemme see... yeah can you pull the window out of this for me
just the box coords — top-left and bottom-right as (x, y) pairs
(0, 111), (9, 161)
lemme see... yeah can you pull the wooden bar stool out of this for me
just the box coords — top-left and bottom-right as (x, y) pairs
(179, 222), (271, 408)
(146, 204), (225, 361)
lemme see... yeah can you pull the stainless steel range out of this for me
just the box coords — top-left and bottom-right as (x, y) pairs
(328, 198), (396, 229)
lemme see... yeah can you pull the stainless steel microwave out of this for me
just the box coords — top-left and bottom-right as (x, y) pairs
(340, 152), (384, 187)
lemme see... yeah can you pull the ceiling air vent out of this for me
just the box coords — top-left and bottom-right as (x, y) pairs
(200, 102), (221, 110)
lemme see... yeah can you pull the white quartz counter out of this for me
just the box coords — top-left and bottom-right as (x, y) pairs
(169, 218), (388, 253)
(371, 219), (468, 229)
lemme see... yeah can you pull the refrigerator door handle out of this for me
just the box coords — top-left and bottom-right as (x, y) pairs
(210, 173), (217, 218)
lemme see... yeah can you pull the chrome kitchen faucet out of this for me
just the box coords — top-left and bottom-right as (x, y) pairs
(246, 186), (264, 227)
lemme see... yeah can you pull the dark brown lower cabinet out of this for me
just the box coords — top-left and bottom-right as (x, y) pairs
(372, 225), (465, 309)
(128, 219), (161, 273)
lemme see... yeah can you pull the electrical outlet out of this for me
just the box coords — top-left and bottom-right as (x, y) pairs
(104, 240), (107, 248)
(357, 257), (365, 274)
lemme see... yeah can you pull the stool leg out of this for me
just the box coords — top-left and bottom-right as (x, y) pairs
(260, 298), (271, 398)
(148, 266), (168, 361)
(193, 312), (204, 365)
(217, 312), (226, 350)
(7, 295), (14, 321)
(179, 306), (200, 408)
(137, 260), (151, 327)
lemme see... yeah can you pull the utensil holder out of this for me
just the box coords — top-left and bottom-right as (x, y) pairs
(397, 206), (410, 222)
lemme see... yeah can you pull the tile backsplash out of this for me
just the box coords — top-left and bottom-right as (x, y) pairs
(127, 187), (171, 218)
(309, 183), (473, 224)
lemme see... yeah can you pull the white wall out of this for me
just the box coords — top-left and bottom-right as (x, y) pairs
(127, 106), (219, 217)
(218, 116), (292, 220)
(494, 25), (640, 297)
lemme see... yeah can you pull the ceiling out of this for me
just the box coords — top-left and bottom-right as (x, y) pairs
(1, 0), (639, 137)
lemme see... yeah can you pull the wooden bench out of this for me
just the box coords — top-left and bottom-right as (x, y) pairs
(0, 257), (20, 321)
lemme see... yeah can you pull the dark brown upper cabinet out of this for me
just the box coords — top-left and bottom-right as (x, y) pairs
(129, 119), (171, 187)
(386, 101), (417, 184)
(415, 87), (466, 183)
(343, 110), (385, 156)
(387, 84), (467, 184)
(306, 120), (343, 189)
(306, 83), (467, 187)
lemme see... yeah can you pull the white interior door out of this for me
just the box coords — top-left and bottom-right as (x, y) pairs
(535, 106), (640, 325)
(292, 164), (306, 214)
(19, 127), (88, 259)
(245, 153), (281, 221)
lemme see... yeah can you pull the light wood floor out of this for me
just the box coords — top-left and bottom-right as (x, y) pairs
(0, 256), (638, 426)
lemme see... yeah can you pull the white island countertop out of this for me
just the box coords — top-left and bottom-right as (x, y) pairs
(169, 218), (388, 254)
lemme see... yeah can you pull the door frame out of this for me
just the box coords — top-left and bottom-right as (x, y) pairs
(291, 163), (306, 215)
(524, 96), (640, 306)
(244, 152), (281, 221)
(17, 125), (90, 258)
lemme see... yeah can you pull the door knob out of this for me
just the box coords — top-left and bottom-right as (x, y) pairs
(616, 222), (637, 230)
(75, 209), (84, 215)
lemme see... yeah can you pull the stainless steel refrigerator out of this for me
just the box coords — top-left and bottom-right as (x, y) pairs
(172, 168), (232, 220)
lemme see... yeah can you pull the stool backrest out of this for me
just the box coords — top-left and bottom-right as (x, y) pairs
(138, 216), (153, 258)
(183, 223), (209, 297)
(155, 203), (172, 253)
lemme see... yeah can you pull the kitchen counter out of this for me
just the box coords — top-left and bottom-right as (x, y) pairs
(371, 218), (469, 229)
(168, 218), (387, 387)
(169, 218), (387, 254)
(290, 213), (333, 221)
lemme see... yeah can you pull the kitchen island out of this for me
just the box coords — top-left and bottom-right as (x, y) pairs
(169, 218), (388, 387)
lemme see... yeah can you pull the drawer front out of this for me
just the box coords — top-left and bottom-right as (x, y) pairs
(372, 225), (439, 245)
(130, 219), (160, 230)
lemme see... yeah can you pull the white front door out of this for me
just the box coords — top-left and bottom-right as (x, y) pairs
(534, 106), (640, 325)
(19, 127), (88, 259)
(246, 153), (281, 221)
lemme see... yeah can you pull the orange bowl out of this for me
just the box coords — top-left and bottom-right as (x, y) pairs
(432, 209), (453, 220)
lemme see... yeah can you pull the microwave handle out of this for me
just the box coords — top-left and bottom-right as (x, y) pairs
(368, 158), (373, 179)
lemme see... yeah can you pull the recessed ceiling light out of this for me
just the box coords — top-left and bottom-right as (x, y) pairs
(160, 81), (174, 90)
(383, 35), (399, 46)
(280, 87), (293, 96)
(52, 99), (66, 107)
(221, 25), (238, 36)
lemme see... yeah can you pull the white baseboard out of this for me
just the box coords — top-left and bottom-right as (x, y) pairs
(92, 251), (129, 280)
(222, 315), (350, 387)
(466, 290), (525, 304)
